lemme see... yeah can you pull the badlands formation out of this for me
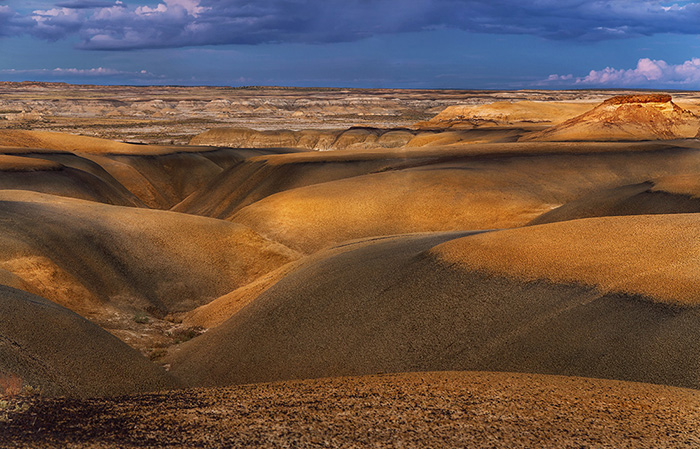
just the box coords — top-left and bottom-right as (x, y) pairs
(2, 86), (700, 447)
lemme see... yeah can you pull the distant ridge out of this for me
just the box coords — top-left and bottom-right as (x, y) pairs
(521, 94), (700, 141)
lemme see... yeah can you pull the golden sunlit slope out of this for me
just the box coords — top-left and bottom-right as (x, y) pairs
(521, 95), (700, 142)
(0, 154), (61, 171)
(0, 130), (237, 156)
(172, 149), (411, 219)
(405, 128), (523, 146)
(433, 214), (700, 305)
(0, 130), (144, 155)
(226, 143), (700, 253)
(169, 218), (700, 390)
(229, 168), (551, 253)
(0, 152), (144, 206)
(0, 190), (299, 319)
(414, 101), (593, 129)
(0, 285), (176, 398)
(175, 140), (683, 222)
(0, 130), (296, 209)
(182, 261), (301, 329)
(3, 372), (700, 448)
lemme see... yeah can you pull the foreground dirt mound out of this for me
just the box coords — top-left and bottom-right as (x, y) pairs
(0, 285), (175, 398)
(0, 190), (299, 318)
(170, 217), (700, 389)
(521, 94), (700, 141)
(2, 371), (699, 448)
(415, 101), (592, 129)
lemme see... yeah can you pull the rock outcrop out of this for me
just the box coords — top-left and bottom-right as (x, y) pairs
(521, 95), (700, 141)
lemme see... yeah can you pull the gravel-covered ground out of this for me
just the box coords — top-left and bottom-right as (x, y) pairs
(2, 371), (699, 448)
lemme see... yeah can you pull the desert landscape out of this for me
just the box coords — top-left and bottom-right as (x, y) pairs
(0, 83), (699, 446)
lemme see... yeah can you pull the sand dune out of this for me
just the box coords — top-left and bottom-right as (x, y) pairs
(0, 154), (61, 171)
(3, 371), (700, 448)
(530, 176), (700, 225)
(169, 218), (700, 389)
(0, 130), (146, 155)
(229, 168), (551, 253)
(434, 214), (700, 305)
(90, 147), (297, 209)
(182, 261), (302, 329)
(0, 129), (231, 156)
(176, 140), (685, 222)
(225, 143), (700, 253)
(0, 190), (299, 319)
(0, 285), (175, 397)
(522, 94), (700, 142)
(172, 150), (405, 219)
(0, 151), (144, 206)
(0, 131), (296, 209)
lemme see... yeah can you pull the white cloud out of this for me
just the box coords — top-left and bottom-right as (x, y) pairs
(166, 0), (208, 17)
(0, 67), (153, 77)
(136, 0), (207, 17)
(135, 4), (167, 15)
(544, 58), (700, 87)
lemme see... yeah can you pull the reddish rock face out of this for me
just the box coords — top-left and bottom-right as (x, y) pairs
(603, 94), (673, 105)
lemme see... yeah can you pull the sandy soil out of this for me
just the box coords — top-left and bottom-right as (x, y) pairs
(2, 371), (699, 448)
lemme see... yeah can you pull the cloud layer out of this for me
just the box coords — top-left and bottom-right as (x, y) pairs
(0, 67), (153, 77)
(5, 0), (700, 50)
(545, 58), (700, 87)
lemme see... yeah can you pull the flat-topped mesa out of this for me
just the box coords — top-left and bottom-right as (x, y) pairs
(520, 94), (700, 142)
(602, 94), (673, 105)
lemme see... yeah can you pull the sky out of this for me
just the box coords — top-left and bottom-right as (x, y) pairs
(2, 0), (700, 88)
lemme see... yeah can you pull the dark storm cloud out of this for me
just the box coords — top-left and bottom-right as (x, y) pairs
(0, 3), (33, 37)
(9, 0), (700, 49)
